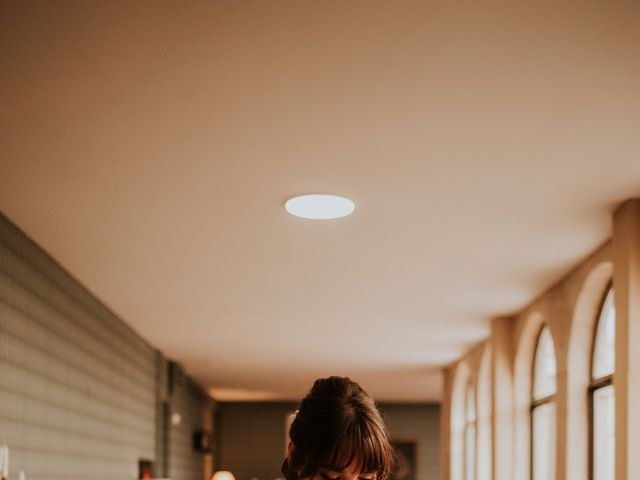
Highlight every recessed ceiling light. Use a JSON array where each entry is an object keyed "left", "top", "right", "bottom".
[{"left": 285, "top": 194, "right": 356, "bottom": 220}]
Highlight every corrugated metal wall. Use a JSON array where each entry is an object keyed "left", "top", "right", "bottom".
[
  {"left": 0, "top": 213, "right": 215, "bottom": 480},
  {"left": 167, "top": 368, "right": 215, "bottom": 480}
]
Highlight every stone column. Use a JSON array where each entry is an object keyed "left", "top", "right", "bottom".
[
  {"left": 491, "top": 317, "right": 514, "bottom": 480},
  {"left": 612, "top": 198, "right": 640, "bottom": 480},
  {"left": 441, "top": 366, "right": 454, "bottom": 480}
]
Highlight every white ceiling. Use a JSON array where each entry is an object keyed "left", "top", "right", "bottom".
[{"left": 2, "top": 0, "right": 640, "bottom": 402}]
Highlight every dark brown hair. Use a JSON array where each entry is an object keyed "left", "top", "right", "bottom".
[{"left": 282, "top": 377, "right": 394, "bottom": 480}]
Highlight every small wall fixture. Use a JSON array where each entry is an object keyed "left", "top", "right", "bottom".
[
  {"left": 285, "top": 194, "right": 355, "bottom": 219},
  {"left": 170, "top": 412, "right": 182, "bottom": 426}
]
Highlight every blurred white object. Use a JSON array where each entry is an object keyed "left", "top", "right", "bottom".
[
  {"left": 19, "top": 470, "right": 26, "bottom": 480},
  {"left": 170, "top": 412, "right": 182, "bottom": 426},
  {"left": 0, "top": 444, "right": 9, "bottom": 478},
  {"left": 212, "top": 471, "right": 236, "bottom": 480}
]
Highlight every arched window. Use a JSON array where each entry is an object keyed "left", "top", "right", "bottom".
[
  {"left": 590, "top": 287, "right": 615, "bottom": 480},
  {"left": 464, "top": 382, "right": 476, "bottom": 480},
  {"left": 531, "top": 326, "right": 557, "bottom": 480}
]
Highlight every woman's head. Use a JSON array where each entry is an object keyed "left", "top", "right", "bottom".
[{"left": 282, "top": 376, "right": 394, "bottom": 480}]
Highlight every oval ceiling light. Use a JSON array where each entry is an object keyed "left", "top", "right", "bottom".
[{"left": 285, "top": 194, "right": 355, "bottom": 220}]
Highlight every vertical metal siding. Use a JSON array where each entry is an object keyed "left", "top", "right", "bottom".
[
  {"left": 167, "top": 371, "right": 214, "bottom": 480},
  {"left": 0, "top": 214, "right": 157, "bottom": 480}
]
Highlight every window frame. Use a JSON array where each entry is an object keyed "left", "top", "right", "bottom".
[
  {"left": 463, "top": 381, "right": 477, "bottom": 480},
  {"left": 530, "top": 325, "right": 557, "bottom": 480},
  {"left": 588, "top": 283, "right": 615, "bottom": 480}
]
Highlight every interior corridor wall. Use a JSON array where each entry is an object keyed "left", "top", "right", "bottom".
[
  {"left": 166, "top": 363, "right": 216, "bottom": 480},
  {"left": 215, "top": 402, "right": 440, "bottom": 480},
  {"left": 215, "top": 402, "right": 298, "bottom": 480},
  {"left": 379, "top": 403, "right": 441, "bottom": 480},
  {"left": 0, "top": 212, "right": 214, "bottom": 480},
  {"left": 439, "top": 198, "right": 640, "bottom": 480},
  {"left": 443, "top": 241, "right": 614, "bottom": 480}
]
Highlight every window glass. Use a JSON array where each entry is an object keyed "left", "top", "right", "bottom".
[
  {"left": 532, "top": 402, "right": 556, "bottom": 480},
  {"left": 465, "top": 421, "right": 476, "bottom": 480},
  {"left": 593, "top": 289, "right": 615, "bottom": 379},
  {"left": 593, "top": 385, "right": 615, "bottom": 480},
  {"left": 591, "top": 287, "right": 615, "bottom": 480},
  {"left": 464, "top": 384, "right": 476, "bottom": 480},
  {"left": 533, "top": 327, "right": 557, "bottom": 400},
  {"left": 466, "top": 384, "right": 476, "bottom": 423}
]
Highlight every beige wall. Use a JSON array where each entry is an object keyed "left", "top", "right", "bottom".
[{"left": 441, "top": 198, "right": 640, "bottom": 480}]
